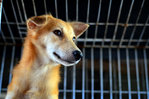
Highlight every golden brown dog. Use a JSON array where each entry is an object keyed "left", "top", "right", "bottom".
[{"left": 5, "top": 14, "right": 89, "bottom": 99}]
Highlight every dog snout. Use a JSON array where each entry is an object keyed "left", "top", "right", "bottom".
[{"left": 72, "top": 50, "right": 83, "bottom": 61}]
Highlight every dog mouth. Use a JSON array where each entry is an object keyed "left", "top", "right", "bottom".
[
  {"left": 53, "top": 52, "right": 74, "bottom": 64},
  {"left": 53, "top": 52, "right": 61, "bottom": 59}
]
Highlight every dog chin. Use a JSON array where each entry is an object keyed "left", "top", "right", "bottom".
[
  {"left": 62, "top": 60, "right": 80, "bottom": 66},
  {"left": 51, "top": 55, "right": 79, "bottom": 66},
  {"left": 55, "top": 58, "right": 80, "bottom": 66}
]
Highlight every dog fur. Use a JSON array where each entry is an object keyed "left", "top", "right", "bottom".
[{"left": 5, "top": 15, "right": 89, "bottom": 99}]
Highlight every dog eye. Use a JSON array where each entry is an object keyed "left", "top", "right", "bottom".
[
  {"left": 73, "top": 36, "right": 76, "bottom": 41},
  {"left": 53, "top": 30, "right": 63, "bottom": 37}
]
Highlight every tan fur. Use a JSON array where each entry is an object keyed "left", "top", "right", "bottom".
[{"left": 6, "top": 15, "right": 89, "bottom": 99}]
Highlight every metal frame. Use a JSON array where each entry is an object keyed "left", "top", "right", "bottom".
[{"left": 0, "top": 0, "right": 149, "bottom": 99}]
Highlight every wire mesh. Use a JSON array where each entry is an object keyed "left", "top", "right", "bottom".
[{"left": 0, "top": 0, "right": 149, "bottom": 99}]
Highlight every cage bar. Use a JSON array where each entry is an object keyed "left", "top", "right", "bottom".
[
  {"left": 109, "top": 48, "right": 113, "bottom": 99},
  {"left": 65, "top": 0, "right": 68, "bottom": 21},
  {"left": 72, "top": 65, "right": 76, "bottom": 99},
  {"left": 91, "top": 48, "right": 94, "bottom": 99},
  {"left": 76, "top": 0, "right": 78, "bottom": 21},
  {"left": 58, "top": 89, "right": 149, "bottom": 94},
  {"left": 1, "top": 30, "right": 6, "bottom": 43},
  {"left": 100, "top": 48, "right": 103, "bottom": 99},
  {"left": 143, "top": 49, "right": 149, "bottom": 98},
  {"left": 16, "top": 0, "right": 24, "bottom": 23},
  {"left": 84, "top": 0, "right": 90, "bottom": 46},
  {"left": 82, "top": 48, "right": 85, "bottom": 99},
  {"left": 128, "top": 0, "right": 145, "bottom": 46},
  {"left": 93, "top": 0, "right": 102, "bottom": 46},
  {"left": 8, "top": 46, "right": 15, "bottom": 83},
  {"left": 126, "top": 49, "right": 132, "bottom": 99},
  {"left": 119, "top": 0, "right": 135, "bottom": 47},
  {"left": 43, "top": 0, "right": 47, "bottom": 14},
  {"left": 111, "top": 0, "right": 124, "bottom": 46},
  {"left": 117, "top": 49, "right": 122, "bottom": 99},
  {"left": 54, "top": 0, "right": 58, "bottom": 18},
  {"left": 3, "top": 9, "right": 15, "bottom": 44},
  {"left": 102, "top": 0, "right": 112, "bottom": 45},
  {"left": 0, "top": 0, "right": 149, "bottom": 99},
  {"left": 32, "top": 0, "right": 37, "bottom": 16},
  {"left": 134, "top": 49, "right": 140, "bottom": 99},
  {"left": 0, "top": 46, "right": 6, "bottom": 93},
  {"left": 10, "top": 0, "right": 23, "bottom": 42},
  {"left": 137, "top": 16, "right": 149, "bottom": 46},
  {"left": 2, "top": 21, "right": 149, "bottom": 26},
  {"left": 21, "top": 0, "right": 27, "bottom": 21},
  {"left": 63, "top": 66, "right": 67, "bottom": 99}
]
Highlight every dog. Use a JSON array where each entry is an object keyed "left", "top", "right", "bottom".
[{"left": 5, "top": 14, "right": 89, "bottom": 99}]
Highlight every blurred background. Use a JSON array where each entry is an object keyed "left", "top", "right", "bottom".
[{"left": 0, "top": 0, "right": 149, "bottom": 99}]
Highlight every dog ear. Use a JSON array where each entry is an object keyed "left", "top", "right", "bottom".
[
  {"left": 27, "top": 15, "right": 49, "bottom": 30},
  {"left": 70, "top": 22, "right": 89, "bottom": 38}
]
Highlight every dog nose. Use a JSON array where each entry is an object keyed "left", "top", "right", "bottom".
[{"left": 73, "top": 50, "right": 83, "bottom": 61}]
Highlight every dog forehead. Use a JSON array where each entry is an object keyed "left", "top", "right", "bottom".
[{"left": 63, "top": 23, "right": 74, "bottom": 37}]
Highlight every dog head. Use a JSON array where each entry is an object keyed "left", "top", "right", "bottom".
[{"left": 27, "top": 15, "right": 89, "bottom": 66}]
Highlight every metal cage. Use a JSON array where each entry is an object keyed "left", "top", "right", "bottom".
[{"left": 0, "top": 0, "right": 149, "bottom": 99}]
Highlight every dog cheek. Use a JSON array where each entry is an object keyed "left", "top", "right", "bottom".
[{"left": 45, "top": 47, "right": 52, "bottom": 60}]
